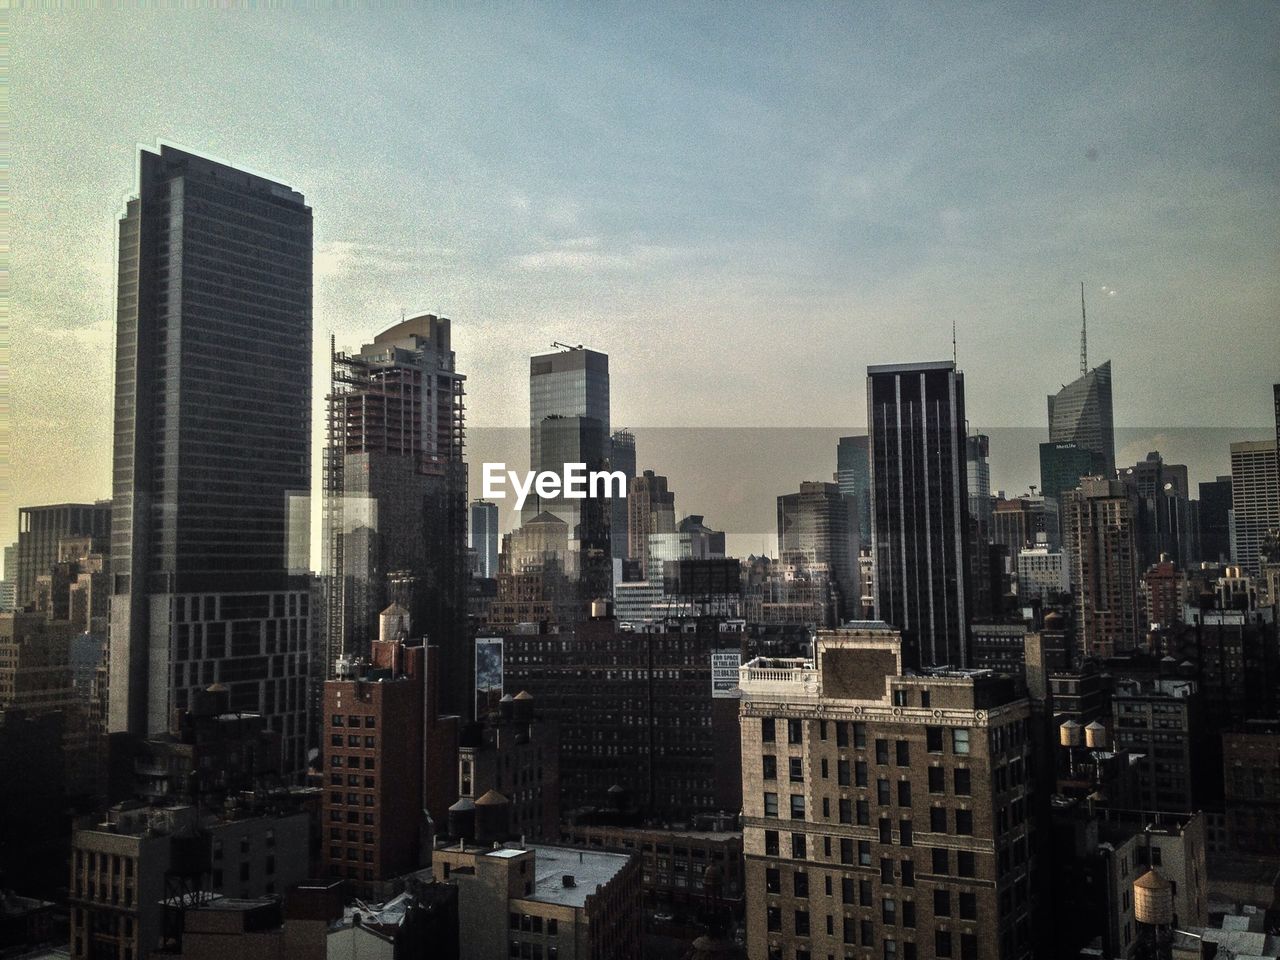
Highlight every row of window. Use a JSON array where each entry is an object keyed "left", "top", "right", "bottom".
[
  {"left": 763, "top": 718, "right": 972, "bottom": 757},
  {"left": 761, "top": 830, "right": 979, "bottom": 878}
]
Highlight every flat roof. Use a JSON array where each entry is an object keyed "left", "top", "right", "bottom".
[
  {"left": 866, "top": 360, "right": 956, "bottom": 375},
  {"left": 515, "top": 844, "right": 632, "bottom": 910}
]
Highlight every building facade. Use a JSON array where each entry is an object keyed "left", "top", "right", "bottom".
[
  {"left": 107, "top": 147, "right": 313, "bottom": 773},
  {"left": 15, "top": 502, "right": 111, "bottom": 609},
  {"left": 739, "top": 625, "right": 1037, "bottom": 960},
  {"left": 1230, "top": 440, "right": 1279, "bottom": 575},
  {"left": 471, "top": 500, "right": 500, "bottom": 580},
  {"left": 1047, "top": 361, "right": 1115, "bottom": 480},
  {"left": 867, "top": 362, "right": 972, "bottom": 667},
  {"left": 1062, "top": 478, "right": 1141, "bottom": 658}
]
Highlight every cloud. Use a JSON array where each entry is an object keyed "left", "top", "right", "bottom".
[
  {"left": 511, "top": 240, "right": 695, "bottom": 273},
  {"left": 315, "top": 241, "right": 455, "bottom": 280}
]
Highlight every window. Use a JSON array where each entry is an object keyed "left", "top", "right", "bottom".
[
  {"left": 961, "top": 934, "right": 978, "bottom": 960},
  {"left": 883, "top": 898, "right": 897, "bottom": 925},
  {"left": 885, "top": 939, "right": 898, "bottom": 960},
  {"left": 957, "top": 851, "right": 976, "bottom": 877},
  {"left": 898, "top": 781, "right": 912, "bottom": 806},
  {"left": 928, "top": 767, "right": 945, "bottom": 793},
  {"left": 881, "top": 858, "right": 894, "bottom": 884},
  {"left": 857, "top": 800, "right": 870, "bottom": 825},
  {"left": 932, "top": 848, "right": 950, "bottom": 874},
  {"left": 762, "top": 718, "right": 776, "bottom": 743},
  {"left": 936, "top": 931, "right": 953, "bottom": 958},
  {"left": 842, "top": 877, "right": 855, "bottom": 903},
  {"left": 766, "top": 868, "right": 780, "bottom": 894},
  {"left": 896, "top": 741, "right": 910, "bottom": 766},
  {"left": 840, "top": 838, "right": 854, "bottom": 864},
  {"left": 861, "top": 919, "right": 874, "bottom": 947},
  {"left": 960, "top": 892, "right": 977, "bottom": 920},
  {"left": 859, "top": 840, "right": 871, "bottom": 866},
  {"left": 955, "top": 810, "right": 973, "bottom": 836},
  {"left": 794, "top": 909, "right": 810, "bottom": 936},
  {"left": 856, "top": 761, "right": 868, "bottom": 787},
  {"left": 931, "top": 808, "right": 947, "bottom": 832},
  {"left": 900, "top": 820, "right": 913, "bottom": 847},
  {"left": 927, "top": 727, "right": 943, "bottom": 752},
  {"left": 854, "top": 723, "right": 867, "bottom": 748},
  {"left": 331, "top": 715, "right": 344, "bottom": 727},
  {"left": 820, "top": 720, "right": 828, "bottom": 741},
  {"left": 792, "top": 833, "right": 807, "bottom": 858},
  {"left": 903, "top": 899, "right": 916, "bottom": 926},
  {"left": 921, "top": 690, "right": 931, "bottom": 707},
  {"left": 788, "top": 719, "right": 803, "bottom": 744},
  {"left": 765, "top": 830, "right": 780, "bottom": 856},
  {"left": 934, "top": 889, "right": 951, "bottom": 917},
  {"left": 790, "top": 795, "right": 806, "bottom": 819},
  {"left": 821, "top": 758, "right": 829, "bottom": 779},
  {"left": 952, "top": 728, "right": 970, "bottom": 755},
  {"left": 901, "top": 859, "right": 915, "bottom": 886},
  {"left": 838, "top": 760, "right": 851, "bottom": 786},
  {"left": 794, "top": 871, "right": 809, "bottom": 898},
  {"left": 954, "top": 769, "right": 971, "bottom": 796},
  {"left": 878, "top": 780, "right": 891, "bottom": 805},
  {"left": 880, "top": 819, "right": 893, "bottom": 844},
  {"left": 840, "top": 799, "right": 853, "bottom": 824},
  {"left": 837, "top": 722, "right": 849, "bottom": 747},
  {"left": 767, "top": 906, "right": 782, "bottom": 932},
  {"left": 764, "top": 793, "right": 779, "bottom": 817},
  {"left": 894, "top": 689, "right": 909, "bottom": 706},
  {"left": 876, "top": 739, "right": 890, "bottom": 764},
  {"left": 763, "top": 756, "right": 777, "bottom": 780}
]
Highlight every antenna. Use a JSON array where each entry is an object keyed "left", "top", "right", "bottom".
[
  {"left": 1079, "top": 281, "right": 1088, "bottom": 376},
  {"left": 551, "top": 341, "right": 584, "bottom": 351},
  {"left": 952, "top": 317, "right": 957, "bottom": 365}
]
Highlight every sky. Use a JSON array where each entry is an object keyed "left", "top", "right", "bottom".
[{"left": 4, "top": 5, "right": 1279, "bottom": 559}]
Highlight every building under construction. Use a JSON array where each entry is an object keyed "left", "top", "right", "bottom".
[{"left": 323, "top": 314, "right": 472, "bottom": 717}]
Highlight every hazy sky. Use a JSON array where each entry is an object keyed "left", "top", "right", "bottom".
[{"left": 5, "top": 5, "right": 1278, "bottom": 557}]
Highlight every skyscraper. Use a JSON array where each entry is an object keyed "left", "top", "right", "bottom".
[
  {"left": 108, "top": 147, "right": 313, "bottom": 771},
  {"left": 1061, "top": 477, "right": 1140, "bottom": 658},
  {"left": 1197, "top": 476, "right": 1234, "bottom": 564},
  {"left": 777, "top": 481, "right": 856, "bottom": 620},
  {"left": 16, "top": 502, "right": 111, "bottom": 608},
  {"left": 836, "top": 434, "right": 872, "bottom": 543},
  {"left": 609, "top": 428, "right": 637, "bottom": 561},
  {"left": 1047, "top": 360, "right": 1116, "bottom": 479},
  {"left": 1230, "top": 440, "right": 1280, "bottom": 575},
  {"left": 325, "top": 314, "right": 469, "bottom": 714},
  {"left": 528, "top": 346, "right": 609, "bottom": 477},
  {"left": 470, "top": 500, "right": 499, "bottom": 579},
  {"left": 627, "top": 470, "right": 676, "bottom": 569},
  {"left": 867, "top": 361, "right": 971, "bottom": 667}
]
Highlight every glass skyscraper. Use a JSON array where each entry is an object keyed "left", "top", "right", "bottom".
[
  {"left": 529, "top": 347, "right": 610, "bottom": 474},
  {"left": 1047, "top": 360, "right": 1116, "bottom": 479},
  {"left": 867, "top": 361, "right": 971, "bottom": 667},
  {"left": 108, "top": 147, "right": 313, "bottom": 771}
]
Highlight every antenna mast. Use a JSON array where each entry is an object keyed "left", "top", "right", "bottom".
[
  {"left": 1079, "top": 281, "right": 1088, "bottom": 375},
  {"left": 952, "top": 317, "right": 957, "bottom": 365}
]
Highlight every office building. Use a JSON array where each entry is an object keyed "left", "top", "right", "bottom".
[
  {"left": 435, "top": 842, "right": 642, "bottom": 960},
  {"left": 867, "top": 361, "right": 971, "bottom": 666},
  {"left": 1222, "top": 720, "right": 1280, "bottom": 859},
  {"left": 966, "top": 434, "right": 992, "bottom": 537},
  {"left": 1230, "top": 440, "right": 1279, "bottom": 575},
  {"left": 778, "top": 481, "right": 857, "bottom": 621},
  {"left": 610, "top": 428, "right": 637, "bottom": 561},
  {"left": 0, "top": 542, "right": 15, "bottom": 612},
  {"left": 628, "top": 470, "right": 677, "bottom": 569},
  {"left": 501, "top": 617, "right": 745, "bottom": 820},
  {"left": 837, "top": 435, "right": 873, "bottom": 555},
  {"left": 739, "top": 625, "right": 1037, "bottom": 960},
  {"left": 15, "top": 502, "right": 110, "bottom": 608},
  {"left": 1047, "top": 360, "right": 1115, "bottom": 479},
  {"left": 107, "top": 147, "right": 312, "bottom": 774},
  {"left": 529, "top": 345, "right": 609, "bottom": 479},
  {"left": 1197, "top": 476, "right": 1234, "bottom": 564},
  {"left": 325, "top": 313, "right": 470, "bottom": 714},
  {"left": 1039, "top": 442, "right": 1107, "bottom": 507},
  {"left": 471, "top": 500, "right": 499, "bottom": 580},
  {"left": 1015, "top": 543, "right": 1069, "bottom": 603},
  {"left": 1111, "top": 677, "right": 1204, "bottom": 814},
  {"left": 991, "top": 496, "right": 1059, "bottom": 558},
  {"left": 1062, "top": 478, "right": 1141, "bottom": 657}
]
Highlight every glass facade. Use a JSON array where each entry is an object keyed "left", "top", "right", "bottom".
[{"left": 1046, "top": 361, "right": 1115, "bottom": 478}]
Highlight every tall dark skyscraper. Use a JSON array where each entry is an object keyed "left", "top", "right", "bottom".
[
  {"left": 867, "top": 361, "right": 971, "bottom": 666},
  {"left": 108, "top": 147, "right": 313, "bottom": 770},
  {"left": 1197, "top": 475, "right": 1233, "bottom": 564},
  {"left": 609, "top": 428, "right": 636, "bottom": 561},
  {"left": 470, "top": 500, "right": 499, "bottom": 579},
  {"left": 1047, "top": 360, "right": 1116, "bottom": 479},
  {"left": 836, "top": 435, "right": 871, "bottom": 552}
]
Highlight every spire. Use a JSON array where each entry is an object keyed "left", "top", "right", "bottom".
[
  {"left": 952, "top": 316, "right": 957, "bottom": 365},
  {"left": 1080, "top": 281, "right": 1088, "bottom": 376}
]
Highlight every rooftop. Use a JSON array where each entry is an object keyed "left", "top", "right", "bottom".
[{"left": 511, "top": 844, "right": 633, "bottom": 910}]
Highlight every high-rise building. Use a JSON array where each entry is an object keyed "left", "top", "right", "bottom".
[
  {"left": 837, "top": 435, "right": 872, "bottom": 552},
  {"left": 470, "top": 500, "right": 499, "bottom": 579},
  {"left": 1230, "top": 440, "right": 1280, "bottom": 575},
  {"left": 528, "top": 345, "right": 609, "bottom": 479},
  {"left": 1119, "top": 451, "right": 1195, "bottom": 569},
  {"left": 108, "top": 147, "right": 312, "bottom": 772},
  {"left": 324, "top": 314, "right": 470, "bottom": 714},
  {"left": 628, "top": 470, "right": 676, "bottom": 569},
  {"left": 1062, "top": 478, "right": 1141, "bottom": 658},
  {"left": 738, "top": 625, "right": 1037, "bottom": 960},
  {"left": 777, "top": 481, "right": 856, "bottom": 620},
  {"left": 965, "top": 434, "right": 992, "bottom": 536},
  {"left": 1047, "top": 360, "right": 1115, "bottom": 479},
  {"left": 0, "top": 542, "right": 16, "bottom": 612},
  {"left": 15, "top": 502, "right": 110, "bottom": 608},
  {"left": 609, "top": 428, "right": 637, "bottom": 561},
  {"left": 867, "top": 361, "right": 971, "bottom": 666},
  {"left": 1197, "top": 476, "right": 1233, "bottom": 564}
]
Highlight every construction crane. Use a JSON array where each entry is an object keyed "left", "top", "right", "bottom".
[{"left": 551, "top": 341, "right": 584, "bottom": 351}]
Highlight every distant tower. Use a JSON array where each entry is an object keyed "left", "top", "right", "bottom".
[
  {"left": 470, "top": 500, "right": 499, "bottom": 579},
  {"left": 609, "top": 429, "right": 637, "bottom": 561}
]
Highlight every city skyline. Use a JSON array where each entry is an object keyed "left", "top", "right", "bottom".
[{"left": 7, "top": 6, "right": 1279, "bottom": 554}]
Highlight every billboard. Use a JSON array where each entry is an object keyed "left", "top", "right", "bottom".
[
  {"left": 475, "top": 637, "right": 504, "bottom": 718},
  {"left": 711, "top": 649, "right": 741, "bottom": 698}
]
